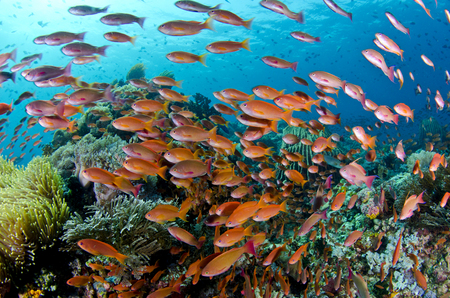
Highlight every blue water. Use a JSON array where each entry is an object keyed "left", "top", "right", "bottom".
[{"left": 0, "top": 0, "right": 449, "bottom": 165}]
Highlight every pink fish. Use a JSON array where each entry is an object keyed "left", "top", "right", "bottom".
[
  {"left": 395, "top": 140, "right": 406, "bottom": 162},
  {"left": 323, "top": 0, "right": 352, "bottom": 21},
  {"left": 261, "top": 56, "right": 298, "bottom": 71},
  {"left": 374, "top": 105, "right": 399, "bottom": 125},
  {"left": 385, "top": 12, "right": 410, "bottom": 36},
  {"left": 62, "top": 42, "right": 109, "bottom": 57},
  {"left": 44, "top": 31, "right": 86, "bottom": 46},
  {"left": 100, "top": 13, "right": 146, "bottom": 29},
  {"left": 362, "top": 49, "right": 395, "bottom": 82},
  {"left": 344, "top": 229, "right": 365, "bottom": 246},
  {"left": 399, "top": 192, "right": 425, "bottom": 220},
  {"left": 24, "top": 61, "right": 72, "bottom": 82},
  {"left": 298, "top": 210, "right": 328, "bottom": 236},
  {"left": 339, "top": 160, "right": 377, "bottom": 189}
]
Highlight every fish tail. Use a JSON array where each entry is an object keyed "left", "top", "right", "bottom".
[
  {"left": 425, "top": 8, "right": 432, "bottom": 19},
  {"left": 175, "top": 80, "right": 183, "bottom": 88},
  {"left": 157, "top": 166, "right": 168, "bottom": 180},
  {"left": 100, "top": 5, "right": 110, "bottom": 13},
  {"left": 387, "top": 66, "right": 395, "bottom": 82},
  {"left": 280, "top": 200, "right": 288, "bottom": 213},
  {"left": 315, "top": 36, "right": 321, "bottom": 42},
  {"left": 296, "top": 11, "right": 304, "bottom": 23},
  {"left": 182, "top": 95, "right": 190, "bottom": 102},
  {"left": 335, "top": 88, "right": 339, "bottom": 97},
  {"left": 347, "top": 12, "right": 353, "bottom": 22},
  {"left": 55, "top": 101, "right": 65, "bottom": 118},
  {"left": 241, "top": 38, "right": 251, "bottom": 52},
  {"left": 411, "top": 110, "right": 414, "bottom": 122},
  {"left": 9, "top": 48, "right": 17, "bottom": 62},
  {"left": 393, "top": 114, "right": 399, "bottom": 125},
  {"left": 131, "top": 183, "right": 143, "bottom": 197},
  {"left": 115, "top": 253, "right": 129, "bottom": 265},
  {"left": 204, "top": 17, "right": 215, "bottom": 31},
  {"left": 281, "top": 109, "right": 294, "bottom": 126},
  {"left": 269, "top": 120, "right": 278, "bottom": 133},
  {"left": 67, "top": 120, "right": 77, "bottom": 133},
  {"left": 291, "top": 61, "right": 298, "bottom": 72},
  {"left": 172, "top": 282, "right": 181, "bottom": 294},
  {"left": 77, "top": 31, "right": 87, "bottom": 42},
  {"left": 63, "top": 61, "right": 73, "bottom": 78},
  {"left": 196, "top": 236, "right": 206, "bottom": 249},
  {"left": 129, "top": 36, "right": 138, "bottom": 46},
  {"left": 94, "top": 55, "right": 101, "bottom": 64},
  {"left": 162, "top": 101, "right": 170, "bottom": 114},
  {"left": 248, "top": 94, "right": 255, "bottom": 100},
  {"left": 320, "top": 209, "right": 328, "bottom": 220},
  {"left": 368, "top": 136, "right": 377, "bottom": 149},
  {"left": 97, "top": 45, "right": 109, "bottom": 57},
  {"left": 231, "top": 143, "right": 237, "bottom": 155},
  {"left": 10, "top": 72, "right": 16, "bottom": 83},
  {"left": 167, "top": 140, "right": 173, "bottom": 150},
  {"left": 243, "top": 17, "right": 254, "bottom": 30},
  {"left": 243, "top": 225, "right": 253, "bottom": 236},
  {"left": 198, "top": 53, "right": 208, "bottom": 67},
  {"left": 178, "top": 206, "right": 189, "bottom": 222},
  {"left": 406, "top": 28, "right": 410, "bottom": 37},
  {"left": 243, "top": 240, "right": 257, "bottom": 257},
  {"left": 137, "top": 17, "right": 146, "bottom": 29},
  {"left": 208, "top": 126, "right": 217, "bottom": 142},
  {"left": 211, "top": 4, "right": 221, "bottom": 9},
  {"left": 365, "top": 175, "right": 377, "bottom": 189}
]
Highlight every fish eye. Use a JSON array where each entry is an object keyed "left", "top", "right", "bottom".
[
  {"left": 243, "top": 103, "right": 247, "bottom": 107},
  {"left": 228, "top": 221, "right": 232, "bottom": 224},
  {"left": 167, "top": 153, "right": 171, "bottom": 155},
  {"left": 218, "top": 240, "right": 221, "bottom": 243}
]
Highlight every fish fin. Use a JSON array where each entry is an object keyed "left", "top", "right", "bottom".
[
  {"left": 243, "top": 17, "right": 254, "bottom": 30},
  {"left": 393, "top": 114, "right": 399, "bottom": 125},
  {"left": 9, "top": 48, "right": 17, "bottom": 62},
  {"left": 132, "top": 184, "right": 143, "bottom": 197},
  {"left": 198, "top": 53, "right": 208, "bottom": 67},
  {"left": 137, "top": 17, "right": 146, "bottom": 29},
  {"left": 129, "top": 36, "right": 138, "bottom": 46},
  {"left": 296, "top": 11, "right": 304, "bottom": 24},
  {"left": 315, "top": 36, "right": 321, "bottom": 42},
  {"left": 97, "top": 45, "right": 109, "bottom": 57},
  {"left": 115, "top": 253, "right": 129, "bottom": 265},
  {"left": 64, "top": 61, "right": 72, "bottom": 77},
  {"left": 281, "top": 109, "right": 294, "bottom": 126},
  {"left": 280, "top": 200, "right": 288, "bottom": 213},
  {"left": 10, "top": 72, "right": 16, "bottom": 83},
  {"left": 364, "top": 175, "right": 377, "bottom": 189},
  {"left": 243, "top": 240, "right": 257, "bottom": 256},
  {"left": 175, "top": 80, "right": 183, "bottom": 88},
  {"left": 204, "top": 17, "right": 215, "bottom": 31},
  {"left": 100, "top": 5, "right": 110, "bottom": 13},
  {"left": 157, "top": 166, "right": 168, "bottom": 180},
  {"left": 55, "top": 101, "right": 65, "bottom": 118},
  {"left": 265, "top": 147, "right": 274, "bottom": 156},
  {"left": 67, "top": 120, "right": 77, "bottom": 133},
  {"left": 368, "top": 136, "right": 377, "bottom": 149},
  {"left": 348, "top": 12, "right": 353, "bottom": 22},
  {"left": 182, "top": 95, "right": 190, "bottom": 102},
  {"left": 196, "top": 236, "right": 206, "bottom": 249},
  {"left": 269, "top": 120, "right": 278, "bottom": 133},
  {"left": 241, "top": 38, "right": 251, "bottom": 52},
  {"left": 178, "top": 207, "right": 189, "bottom": 222},
  {"left": 243, "top": 225, "right": 253, "bottom": 236},
  {"left": 208, "top": 126, "right": 217, "bottom": 142},
  {"left": 162, "top": 101, "right": 170, "bottom": 114},
  {"left": 291, "top": 61, "right": 298, "bottom": 72},
  {"left": 77, "top": 32, "right": 87, "bottom": 42},
  {"left": 388, "top": 66, "right": 395, "bottom": 82},
  {"left": 94, "top": 55, "right": 101, "bottom": 64}
]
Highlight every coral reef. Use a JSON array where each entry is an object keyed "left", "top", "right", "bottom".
[
  {"left": 62, "top": 196, "right": 172, "bottom": 268},
  {"left": 126, "top": 63, "right": 146, "bottom": 81},
  {"left": 0, "top": 156, "right": 70, "bottom": 283},
  {"left": 185, "top": 93, "right": 221, "bottom": 120}
]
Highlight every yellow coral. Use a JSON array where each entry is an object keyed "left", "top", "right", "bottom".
[
  {"left": 366, "top": 213, "right": 379, "bottom": 220},
  {"left": 0, "top": 156, "right": 70, "bottom": 283}
]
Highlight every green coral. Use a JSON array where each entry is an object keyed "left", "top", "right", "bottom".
[
  {"left": 62, "top": 196, "right": 171, "bottom": 269},
  {"left": 0, "top": 156, "right": 70, "bottom": 283},
  {"left": 126, "top": 63, "right": 146, "bottom": 81}
]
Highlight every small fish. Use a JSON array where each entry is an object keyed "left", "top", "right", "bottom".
[
  {"left": 340, "top": 160, "right": 377, "bottom": 189},
  {"left": 260, "top": 0, "right": 304, "bottom": 23},
  {"left": 104, "top": 32, "right": 137, "bottom": 45},
  {"left": 206, "top": 39, "right": 251, "bottom": 54},
  {"left": 62, "top": 42, "right": 109, "bottom": 57},
  {"left": 262, "top": 56, "right": 298, "bottom": 71},
  {"left": 201, "top": 241, "right": 256, "bottom": 277},
  {"left": 44, "top": 31, "right": 86, "bottom": 46},
  {"left": 421, "top": 54, "right": 435, "bottom": 70},
  {"left": 68, "top": 5, "right": 109, "bottom": 16},
  {"left": 392, "top": 228, "right": 404, "bottom": 266},
  {"left": 374, "top": 105, "right": 399, "bottom": 125},
  {"left": 166, "top": 51, "right": 208, "bottom": 66},
  {"left": 298, "top": 210, "right": 328, "bottom": 236},
  {"left": 399, "top": 192, "right": 425, "bottom": 220},
  {"left": 395, "top": 140, "right": 406, "bottom": 162},
  {"left": 348, "top": 267, "right": 370, "bottom": 298},
  {"left": 0, "top": 48, "right": 17, "bottom": 66},
  {"left": 208, "top": 9, "right": 254, "bottom": 29},
  {"left": 414, "top": 0, "right": 432, "bottom": 18},
  {"left": 323, "top": 0, "right": 352, "bottom": 21},
  {"left": 78, "top": 239, "right": 128, "bottom": 265},
  {"left": 158, "top": 18, "right": 214, "bottom": 36},
  {"left": 385, "top": 12, "right": 409, "bottom": 36},
  {"left": 291, "top": 31, "right": 321, "bottom": 43},
  {"left": 100, "top": 13, "right": 146, "bottom": 29},
  {"left": 168, "top": 226, "right": 205, "bottom": 249},
  {"left": 67, "top": 275, "right": 92, "bottom": 287},
  {"left": 362, "top": 49, "right": 394, "bottom": 82},
  {"left": 175, "top": 1, "right": 221, "bottom": 13}
]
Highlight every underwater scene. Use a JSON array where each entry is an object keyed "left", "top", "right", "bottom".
[{"left": 0, "top": 0, "right": 450, "bottom": 297}]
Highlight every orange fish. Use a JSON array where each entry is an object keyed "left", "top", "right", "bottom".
[
  {"left": 394, "top": 103, "right": 414, "bottom": 122},
  {"left": 158, "top": 18, "right": 214, "bottom": 36},
  {"left": 214, "top": 225, "right": 253, "bottom": 247},
  {"left": 240, "top": 100, "right": 293, "bottom": 124},
  {"left": 170, "top": 125, "right": 217, "bottom": 142},
  {"left": 288, "top": 243, "right": 309, "bottom": 264},
  {"left": 166, "top": 51, "right": 208, "bottom": 66},
  {"left": 206, "top": 39, "right": 251, "bottom": 54},
  {"left": 168, "top": 226, "right": 206, "bottom": 249},
  {"left": 202, "top": 241, "right": 256, "bottom": 277},
  {"left": 104, "top": 32, "right": 137, "bottom": 45},
  {"left": 392, "top": 228, "right": 404, "bottom": 266},
  {"left": 262, "top": 242, "right": 287, "bottom": 266},
  {"left": 145, "top": 204, "right": 189, "bottom": 223},
  {"left": 67, "top": 275, "right": 92, "bottom": 287},
  {"left": 331, "top": 191, "right": 346, "bottom": 211},
  {"left": 252, "top": 201, "right": 287, "bottom": 221},
  {"left": 261, "top": 56, "right": 298, "bottom": 71},
  {"left": 77, "top": 239, "right": 128, "bottom": 265},
  {"left": 123, "top": 158, "right": 167, "bottom": 179},
  {"left": 208, "top": 9, "right": 253, "bottom": 29},
  {"left": 421, "top": 54, "right": 434, "bottom": 70},
  {"left": 399, "top": 192, "right": 425, "bottom": 220}
]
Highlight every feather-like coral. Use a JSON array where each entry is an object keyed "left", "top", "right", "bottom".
[{"left": 0, "top": 156, "right": 70, "bottom": 283}]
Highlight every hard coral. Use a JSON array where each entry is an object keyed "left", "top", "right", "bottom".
[
  {"left": 185, "top": 93, "right": 220, "bottom": 120},
  {"left": 126, "top": 63, "right": 146, "bottom": 81},
  {"left": 0, "top": 156, "right": 70, "bottom": 283}
]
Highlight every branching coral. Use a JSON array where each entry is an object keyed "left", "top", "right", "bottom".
[
  {"left": 62, "top": 196, "right": 172, "bottom": 269},
  {"left": 126, "top": 63, "right": 146, "bottom": 81},
  {"left": 0, "top": 156, "right": 70, "bottom": 283},
  {"left": 185, "top": 93, "right": 220, "bottom": 120}
]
